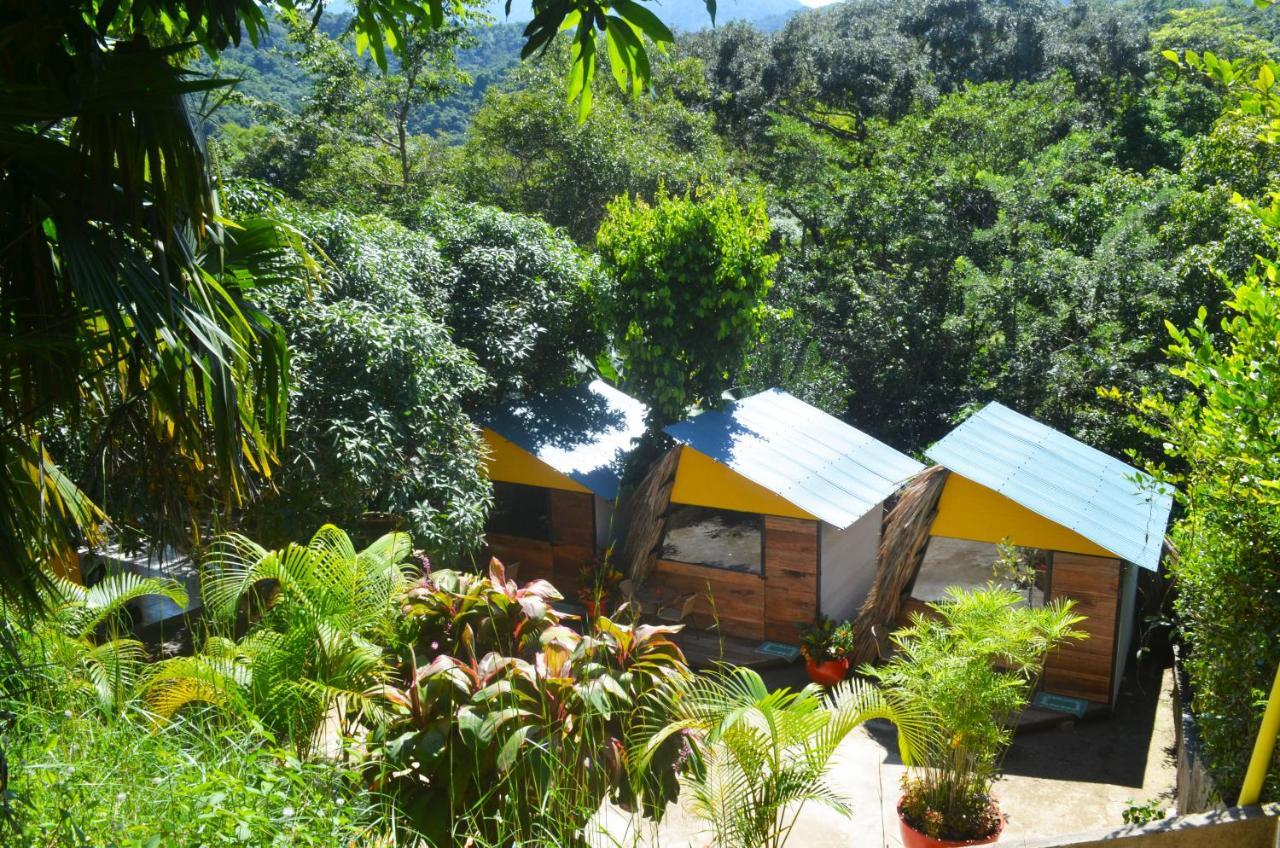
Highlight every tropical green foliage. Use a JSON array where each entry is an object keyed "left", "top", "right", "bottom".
[
  {"left": 1109, "top": 40, "right": 1280, "bottom": 803},
  {"left": 863, "top": 587, "right": 1083, "bottom": 841},
  {"left": 2, "top": 0, "right": 512, "bottom": 627},
  {"left": 598, "top": 187, "right": 778, "bottom": 424},
  {"left": 416, "top": 197, "right": 608, "bottom": 398},
  {"left": 2, "top": 705, "right": 388, "bottom": 847},
  {"left": 371, "top": 559, "right": 691, "bottom": 844},
  {"left": 208, "top": 0, "right": 1280, "bottom": 463},
  {"left": 218, "top": 12, "right": 476, "bottom": 221},
  {"left": 224, "top": 203, "right": 488, "bottom": 556},
  {"left": 1140, "top": 222, "right": 1280, "bottom": 803},
  {"left": 3, "top": 0, "right": 686, "bottom": 618},
  {"left": 1, "top": 574, "right": 187, "bottom": 715},
  {"left": 641, "top": 667, "right": 929, "bottom": 848},
  {"left": 17, "top": 0, "right": 1280, "bottom": 838},
  {"left": 457, "top": 49, "right": 730, "bottom": 242},
  {"left": 229, "top": 194, "right": 605, "bottom": 552},
  {"left": 146, "top": 526, "right": 415, "bottom": 750}
]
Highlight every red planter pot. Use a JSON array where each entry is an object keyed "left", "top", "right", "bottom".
[
  {"left": 804, "top": 656, "right": 850, "bottom": 686},
  {"left": 584, "top": 599, "right": 606, "bottom": 621},
  {"left": 897, "top": 800, "right": 1003, "bottom": 848}
]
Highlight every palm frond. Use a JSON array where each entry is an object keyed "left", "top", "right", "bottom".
[
  {"left": 76, "top": 573, "right": 189, "bottom": 639},
  {"left": 640, "top": 666, "right": 923, "bottom": 848}
]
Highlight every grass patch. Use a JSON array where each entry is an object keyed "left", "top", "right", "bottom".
[{"left": 2, "top": 701, "right": 390, "bottom": 847}]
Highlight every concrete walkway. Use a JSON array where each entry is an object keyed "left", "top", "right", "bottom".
[{"left": 594, "top": 662, "right": 1176, "bottom": 847}]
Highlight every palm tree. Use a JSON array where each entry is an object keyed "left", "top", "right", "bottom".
[
  {"left": 145, "top": 525, "right": 414, "bottom": 751},
  {"left": 0, "top": 0, "right": 328, "bottom": 616},
  {"left": 640, "top": 666, "right": 932, "bottom": 848},
  {"left": 2, "top": 574, "right": 188, "bottom": 713}
]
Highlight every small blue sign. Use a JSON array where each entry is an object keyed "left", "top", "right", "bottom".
[
  {"left": 757, "top": 641, "right": 803, "bottom": 661},
  {"left": 1033, "top": 691, "right": 1089, "bottom": 718}
]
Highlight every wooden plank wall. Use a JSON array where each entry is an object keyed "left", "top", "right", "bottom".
[
  {"left": 763, "top": 517, "right": 819, "bottom": 643},
  {"left": 650, "top": 559, "right": 765, "bottom": 640},
  {"left": 648, "top": 516, "right": 820, "bottom": 644},
  {"left": 486, "top": 533, "right": 553, "bottom": 583},
  {"left": 550, "top": 489, "right": 594, "bottom": 594},
  {"left": 485, "top": 489, "right": 595, "bottom": 598},
  {"left": 1042, "top": 552, "right": 1122, "bottom": 704}
]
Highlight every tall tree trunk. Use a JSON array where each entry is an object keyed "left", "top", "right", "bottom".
[{"left": 397, "top": 106, "right": 411, "bottom": 186}]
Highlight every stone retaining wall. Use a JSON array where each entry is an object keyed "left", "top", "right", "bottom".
[{"left": 1171, "top": 645, "right": 1223, "bottom": 814}]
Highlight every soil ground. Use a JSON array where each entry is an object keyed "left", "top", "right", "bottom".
[{"left": 594, "top": 658, "right": 1177, "bottom": 847}]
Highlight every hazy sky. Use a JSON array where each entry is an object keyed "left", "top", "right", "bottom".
[{"left": 798, "top": 0, "right": 841, "bottom": 6}]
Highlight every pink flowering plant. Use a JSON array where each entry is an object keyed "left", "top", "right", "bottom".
[{"left": 370, "top": 559, "right": 692, "bottom": 845}]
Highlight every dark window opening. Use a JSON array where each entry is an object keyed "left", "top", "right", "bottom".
[
  {"left": 487, "top": 481, "right": 552, "bottom": 541},
  {"left": 661, "top": 504, "right": 762, "bottom": 573}
]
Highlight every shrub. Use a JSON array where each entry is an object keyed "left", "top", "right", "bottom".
[
  {"left": 0, "top": 573, "right": 187, "bottom": 715},
  {"left": 369, "top": 560, "right": 691, "bottom": 845},
  {"left": 1120, "top": 277, "right": 1280, "bottom": 798},
  {"left": 1113, "top": 51, "right": 1280, "bottom": 801},
  {"left": 145, "top": 526, "right": 416, "bottom": 751},
  {"left": 1, "top": 704, "right": 388, "bottom": 847},
  {"left": 863, "top": 586, "right": 1083, "bottom": 842}
]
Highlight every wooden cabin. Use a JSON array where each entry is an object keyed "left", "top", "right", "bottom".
[
  {"left": 479, "top": 380, "right": 647, "bottom": 596},
  {"left": 627, "top": 389, "right": 923, "bottom": 645},
  {"left": 906, "top": 402, "right": 1173, "bottom": 708}
]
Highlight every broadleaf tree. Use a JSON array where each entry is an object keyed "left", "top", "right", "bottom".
[{"left": 597, "top": 187, "right": 778, "bottom": 425}]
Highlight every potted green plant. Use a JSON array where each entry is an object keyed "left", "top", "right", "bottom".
[
  {"left": 863, "top": 586, "right": 1084, "bottom": 847},
  {"left": 799, "top": 617, "right": 856, "bottom": 686}
]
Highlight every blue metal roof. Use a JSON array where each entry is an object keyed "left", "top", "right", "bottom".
[
  {"left": 663, "top": 389, "right": 924, "bottom": 529},
  {"left": 925, "top": 402, "right": 1173, "bottom": 571},
  {"left": 481, "top": 380, "right": 647, "bottom": 500}
]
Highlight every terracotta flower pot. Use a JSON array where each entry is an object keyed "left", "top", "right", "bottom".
[
  {"left": 584, "top": 599, "right": 606, "bottom": 620},
  {"left": 804, "top": 656, "right": 849, "bottom": 686},
  {"left": 897, "top": 800, "right": 1003, "bottom": 848}
]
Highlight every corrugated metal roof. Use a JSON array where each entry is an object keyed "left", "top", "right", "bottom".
[
  {"left": 663, "top": 389, "right": 924, "bottom": 529},
  {"left": 925, "top": 402, "right": 1173, "bottom": 571},
  {"left": 481, "top": 380, "right": 647, "bottom": 500}
]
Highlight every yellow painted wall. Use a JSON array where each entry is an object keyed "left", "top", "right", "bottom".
[
  {"left": 931, "top": 473, "right": 1116, "bottom": 558},
  {"left": 480, "top": 428, "right": 591, "bottom": 493},
  {"left": 670, "top": 446, "right": 817, "bottom": 520}
]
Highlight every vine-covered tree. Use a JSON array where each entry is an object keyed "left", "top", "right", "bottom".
[{"left": 597, "top": 187, "right": 778, "bottom": 425}]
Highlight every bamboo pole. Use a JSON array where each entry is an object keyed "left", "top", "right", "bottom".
[{"left": 1238, "top": 660, "right": 1280, "bottom": 806}]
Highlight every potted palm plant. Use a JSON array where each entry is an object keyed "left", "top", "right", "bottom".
[
  {"left": 799, "top": 616, "right": 856, "bottom": 686},
  {"left": 864, "top": 586, "right": 1084, "bottom": 847},
  {"left": 638, "top": 666, "right": 930, "bottom": 848}
]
